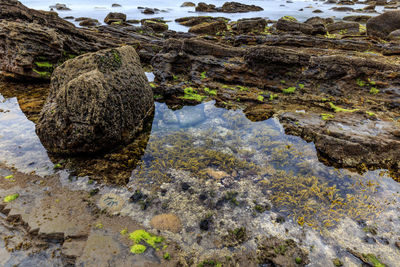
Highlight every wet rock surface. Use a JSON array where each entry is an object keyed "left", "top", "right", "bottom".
[
  {"left": 1, "top": 0, "right": 400, "bottom": 266},
  {"left": 36, "top": 46, "right": 154, "bottom": 154}
]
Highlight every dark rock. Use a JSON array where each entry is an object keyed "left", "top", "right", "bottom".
[
  {"left": 367, "top": 11, "right": 400, "bottom": 39},
  {"left": 219, "top": 1, "right": 264, "bottom": 13},
  {"left": 126, "top": 19, "right": 140, "bottom": 24},
  {"left": 181, "top": 1, "right": 195, "bottom": 7},
  {"left": 64, "top": 16, "right": 74, "bottom": 19},
  {"left": 313, "top": 9, "right": 323, "bottom": 13},
  {"left": 199, "top": 217, "right": 212, "bottom": 231},
  {"left": 395, "top": 241, "right": 400, "bottom": 250},
  {"left": 189, "top": 20, "right": 227, "bottom": 35},
  {"left": 181, "top": 182, "right": 190, "bottom": 191},
  {"left": 195, "top": 1, "right": 263, "bottom": 13},
  {"left": 195, "top": 2, "right": 217, "bottom": 12},
  {"left": 130, "top": 190, "right": 145, "bottom": 202},
  {"left": 142, "top": 20, "right": 168, "bottom": 33},
  {"left": 343, "top": 15, "right": 372, "bottom": 23},
  {"left": 112, "top": 3, "right": 121, "bottom": 7},
  {"left": 304, "top": 16, "right": 332, "bottom": 34},
  {"left": 142, "top": 8, "right": 156, "bottom": 14},
  {"left": 49, "top": 3, "right": 70, "bottom": 11},
  {"left": 327, "top": 21, "right": 360, "bottom": 34},
  {"left": 0, "top": 0, "right": 125, "bottom": 80},
  {"left": 236, "top": 18, "right": 267, "bottom": 33},
  {"left": 176, "top": 16, "right": 228, "bottom": 27},
  {"left": 276, "top": 18, "right": 314, "bottom": 35},
  {"left": 79, "top": 19, "right": 100, "bottom": 27},
  {"left": 104, "top": 12, "right": 126, "bottom": 24},
  {"left": 36, "top": 46, "right": 154, "bottom": 154},
  {"left": 331, "top": 6, "right": 354, "bottom": 11}
]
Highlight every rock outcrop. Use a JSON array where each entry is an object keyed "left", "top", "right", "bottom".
[
  {"left": 0, "top": 0, "right": 161, "bottom": 80},
  {"left": 195, "top": 1, "right": 263, "bottom": 13},
  {"left": 367, "top": 11, "right": 400, "bottom": 39},
  {"left": 36, "top": 46, "right": 154, "bottom": 154}
]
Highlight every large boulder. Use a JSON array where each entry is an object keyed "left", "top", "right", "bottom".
[
  {"left": 367, "top": 11, "right": 400, "bottom": 39},
  {"left": 36, "top": 46, "right": 154, "bottom": 154}
]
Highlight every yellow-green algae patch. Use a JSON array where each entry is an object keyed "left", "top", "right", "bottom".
[
  {"left": 130, "top": 244, "right": 147, "bottom": 254},
  {"left": 128, "top": 229, "right": 164, "bottom": 254},
  {"left": 4, "top": 193, "right": 19, "bottom": 203}
]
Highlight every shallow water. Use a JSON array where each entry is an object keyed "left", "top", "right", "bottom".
[
  {"left": 20, "top": 0, "right": 383, "bottom": 31},
  {"left": 1, "top": 93, "right": 400, "bottom": 264}
]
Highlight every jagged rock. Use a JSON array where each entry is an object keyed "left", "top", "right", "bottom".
[
  {"left": 189, "top": 21, "right": 227, "bottom": 35},
  {"left": 141, "top": 20, "right": 168, "bottom": 33},
  {"left": 327, "top": 22, "right": 360, "bottom": 34},
  {"left": 343, "top": 15, "right": 372, "bottom": 22},
  {"left": 279, "top": 112, "right": 400, "bottom": 171},
  {"left": 36, "top": 46, "right": 154, "bottom": 154},
  {"left": 176, "top": 16, "right": 228, "bottom": 27},
  {"left": 367, "top": 11, "right": 400, "bottom": 39},
  {"left": 235, "top": 18, "right": 267, "bottom": 33},
  {"left": 104, "top": 12, "right": 126, "bottom": 24},
  {"left": 276, "top": 18, "right": 314, "bottom": 35},
  {"left": 79, "top": 18, "right": 100, "bottom": 27},
  {"left": 195, "top": 1, "right": 263, "bottom": 13}
]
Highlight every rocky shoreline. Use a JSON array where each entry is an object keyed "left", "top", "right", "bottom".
[{"left": 1, "top": 0, "right": 400, "bottom": 266}]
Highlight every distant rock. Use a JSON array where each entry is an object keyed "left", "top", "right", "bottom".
[
  {"left": 111, "top": 3, "right": 121, "bottom": 7},
  {"left": 104, "top": 12, "right": 126, "bottom": 24},
  {"left": 49, "top": 3, "right": 70, "bottom": 11},
  {"left": 195, "top": 1, "right": 263, "bottom": 13},
  {"left": 181, "top": 1, "right": 195, "bottom": 7},
  {"left": 36, "top": 46, "right": 154, "bottom": 154}
]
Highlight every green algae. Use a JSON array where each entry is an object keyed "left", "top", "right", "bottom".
[
  {"left": 321, "top": 113, "right": 334, "bottom": 121},
  {"left": 369, "top": 87, "right": 379, "bottom": 94},
  {"left": 257, "top": 95, "right": 264, "bottom": 102},
  {"left": 200, "top": 71, "right": 207, "bottom": 79},
  {"left": 4, "top": 175, "right": 13, "bottom": 180},
  {"left": 281, "top": 16, "right": 297, "bottom": 22},
  {"left": 163, "top": 252, "right": 171, "bottom": 260},
  {"left": 181, "top": 87, "right": 207, "bottom": 102},
  {"left": 204, "top": 87, "right": 217, "bottom": 96},
  {"left": 4, "top": 193, "right": 19, "bottom": 203},
  {"left": 32, "top": 69, "right": 51, "bottom": 78},
  {"left": 363, "top": 254, "right": 385, "bottom": 267},
  {"left": 198, "top": 260, "right": 222, "bottom": 267},
  {"left": 329, "top": 102, "right": 359, "bottom": 113},
  {"left": 130, "top": 244, "right": 147, "bottom": 254},
  {"left": 129, "top": 229, "right": 164, "bottom": 249},
  {"left": 34, "top": 62, "right": 53, "bottom": 68},
  {"left": 282, "top": 86, "right": 296, "bottom": 94}
]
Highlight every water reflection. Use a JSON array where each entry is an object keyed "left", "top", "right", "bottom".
[{"left": 0, "top": 95, "right": 398, "bottom": 229}]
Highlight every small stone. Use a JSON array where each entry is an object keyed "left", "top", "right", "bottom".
[
  {"left": 205, "top": 168, "right": 229, "bottom": 179},
  {"left": 112, "top": 3, "right": 121, "bottom": 7},
  {"left": 150, "top": 213, "right": 182, "bottom": 233},
  {"left": 181, "top": 182, "right": 190, "bottom": 191},
  {"left": 199, "top": 217, "right": 212, "bottom": 231},
  {"left": 332, "top": 258, "right": 343, "bottom": 266},
  {"left": 395, "top": 241, "right": 400, "bottom": 249}
]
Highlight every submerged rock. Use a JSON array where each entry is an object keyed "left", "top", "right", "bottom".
[{"left": 36, "top": 46, "right": 154, "bottom": 154}]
